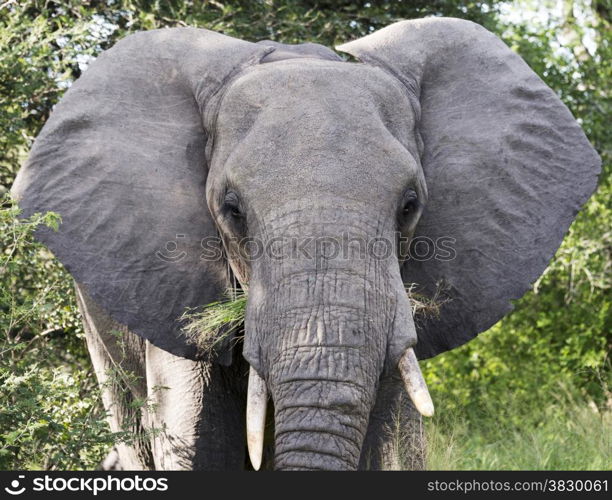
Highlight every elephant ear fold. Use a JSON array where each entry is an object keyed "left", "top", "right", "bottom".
[
  {"left": 11, "top": 28, "right": 270, "bottom": 360},
  {"left": 337, "top": 18, "right": 601, "bottom": 359}
]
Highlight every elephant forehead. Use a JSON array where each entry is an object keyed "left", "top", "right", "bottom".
[
  {"left": 210, "top": 59, "right": 420, "bottom": 204},
  {"left": 217, "top": 59, "right": 415, "bottom": 134}
]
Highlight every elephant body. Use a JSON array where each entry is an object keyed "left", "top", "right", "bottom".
[{"left": 12, "top": 18, "right": 599, "bottom": 470}]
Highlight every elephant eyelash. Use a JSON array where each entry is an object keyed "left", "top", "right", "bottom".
[
  {"left": 397, "top": 188, "right": 422, "bottom": 234},
  {"left": 222, "top": 190, "right": 243, "bottom": 219},
  {"left": 401, "top": 189, "right": 420, "bottom": 215}
]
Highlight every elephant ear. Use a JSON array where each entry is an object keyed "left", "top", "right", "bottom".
[
  {"left": 11, "top": 28, "right": 270, "bottom": 360},
  {"left": 337, "top": 18, "right": 601, "bottom": 359}
]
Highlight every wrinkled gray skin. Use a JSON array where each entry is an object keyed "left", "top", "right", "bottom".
[{"left": 12, "top": 18, "right": 600, "bottom": 470}]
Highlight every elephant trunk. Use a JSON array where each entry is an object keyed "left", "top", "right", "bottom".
[
  {"left": 270, "top": 347, "right": 376, "bottom": 470},
  {"left": 244, "top": 269, "right": 388, "bottom": 470},
  {"left": 242, "top": 211, "right": 419, "bottom": 470},
  {"left": 274, "top": 404, "right": 364, "bottom": 470}
]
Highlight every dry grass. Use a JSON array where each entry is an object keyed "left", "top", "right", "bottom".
[{"left": 405, "top": 282, "right": 451, "bottom": 319}]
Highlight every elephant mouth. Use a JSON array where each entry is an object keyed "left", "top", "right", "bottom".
[{"left": 245, "top": 347, "right": 433, "bottom": 470}]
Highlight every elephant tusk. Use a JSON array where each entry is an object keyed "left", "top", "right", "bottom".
[
  {"left": 399, "top": 348, "right": 435, "bottom": 417},
  {"left": 246, "top": 365, "right": 268, "bottom": 471}
]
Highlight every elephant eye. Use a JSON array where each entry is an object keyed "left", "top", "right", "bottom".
[
  {"left": 402, "top": 189, "right": 419, "bottom": 215},
  {"left": 223, "top": 190, "right": 242, "bottom": 218}
]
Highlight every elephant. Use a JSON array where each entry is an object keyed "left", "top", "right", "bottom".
[{"left": 11, "top": 17, "right": 600, "bottom": 471}]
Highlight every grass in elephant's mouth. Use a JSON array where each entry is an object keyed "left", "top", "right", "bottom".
[
  {"left": 181, "top": 284, "right": 448, "bottom": 356},
  {"left": 181, "top": 289, "right": 246, "bottom": 355},
  {"left": 405, "top": 282, "right": 451, "bottom": 319},
  {"left": 181, "top": 284, "right": 449, "bottom": 359}
]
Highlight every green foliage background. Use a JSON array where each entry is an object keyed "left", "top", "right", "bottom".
[{"left": 0, "top": 0, "right": 609, "bottom": 469}]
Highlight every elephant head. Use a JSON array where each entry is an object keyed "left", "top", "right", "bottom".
[{"left": 12, "top": 18, "right": 600, "bottom": 470}]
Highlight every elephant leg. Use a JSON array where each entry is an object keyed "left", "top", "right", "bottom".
[
  {"left": 143, "top": 342, "right": 247, "bottom": 470},
  {"left": 76, "top": 282, "right": 247, "bottom": 470},
  {"left": 358, "top": 372, "right": 426, "bottom": 470},
  {"left": 76, "top": 283, "right": 153, "bottom": 470}
]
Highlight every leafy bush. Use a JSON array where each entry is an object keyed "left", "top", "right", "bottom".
[
  {"left": 0, "top": 199, "right": 162, "bottom": 469},
  {"left": 0, "top": 199, "right": 111, "bottom": 469}
]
